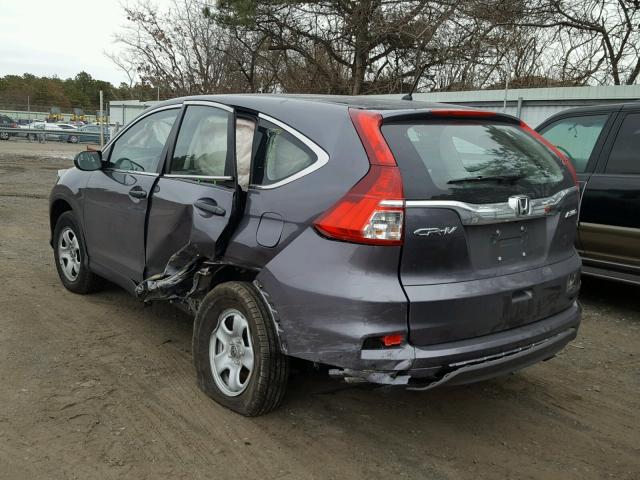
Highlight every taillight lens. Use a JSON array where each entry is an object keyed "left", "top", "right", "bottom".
[
  {"left": 314, "top": 165, "right": 404, "bottom": 245},
  {"left": 314, "top": 109, "right": 405, "bottom": 246},
  {"left": 348, "top": 109, "right": 397, "bottom": 166},
  {"left": 520, "top": 121, "right": 578, "bottom": 186}
]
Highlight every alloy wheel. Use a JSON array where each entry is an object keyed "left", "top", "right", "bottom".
[
  {"left": 58, "top": 227, "right": 81, "bottom": 281},
  {"left": 209, "top": 308, "right": 255, "bottom": 397}
]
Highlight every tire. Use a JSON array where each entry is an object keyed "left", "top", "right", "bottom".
[
  {"left": 193, "top": 281, "right": 289, "bottom": 416},
  {"left": 53, "top": 211, "right": 102, "bottom": 294},
  {"left": 68, "top": 135, "right": 79, "bottom": 144},
  {"left": 0, "top": 132, "right": 9, "bottom": 140}
]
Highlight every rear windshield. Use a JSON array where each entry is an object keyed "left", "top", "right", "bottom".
[{"left": 381, "top": 120, "right": 571, "bottom": 203}]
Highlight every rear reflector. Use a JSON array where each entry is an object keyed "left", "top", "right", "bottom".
[
  {"left": 520, "top": 121, "right": 578, "bottom": 186},
  {"left": 314, "top": 109, "right": 404, "bottom": 245},
  {"left": 382, "top": 334, "right": 404, "bottom": 347}
]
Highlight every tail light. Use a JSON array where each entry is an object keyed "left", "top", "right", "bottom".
[
  {"left": 10, "top": 122, "right": 17, "bottom": 128},
  {"left": 314, "top": 109, "right": 404, "bottom": 246},
  {"left": 520, "top": 121, "right": 578, "bottom": 186}
]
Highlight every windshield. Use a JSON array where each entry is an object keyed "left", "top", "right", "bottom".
[{"left": 381, "top": 120, "right": 571, "bottom": 203}]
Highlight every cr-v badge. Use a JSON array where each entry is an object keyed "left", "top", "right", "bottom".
[
  {"left": 508, "top": 195, "right": 531, "bottom": 216},
  {"left": 414, "top": 226, "right": 458, "bottom": 237}
]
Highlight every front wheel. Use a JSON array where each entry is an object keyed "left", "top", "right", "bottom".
[
  {"left": 53, "top": 211, "right": 102, "bottom": 293},
  {"left": 68, "top": 135, "right": 79, "bottom": 144},
  {"left": 192, "top": 282, "right": 289, "bottom": 416},
  {"left": 0, "top": 132, "right": 9, "bottom": 140}
]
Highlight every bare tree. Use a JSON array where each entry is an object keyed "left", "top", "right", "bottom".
[
  {"left": 108, "top": 0, "right": 640, "bottom": 98},
  {"left": 524, "top": 0, "right": 640, "bottom": 85},
  {"left": 115, "top": 0, "right": 241, "bottom": 94},
  {"left": 217, "top": 0, "right": 467, "bottom": 95},
  {"left": 104, "top": 50, "right": 139, "bottom": 89}
]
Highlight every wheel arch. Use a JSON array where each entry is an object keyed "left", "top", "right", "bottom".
[
  {"left": 207, "top": 266, "right": 288, "bottom": 354},
  {"left": 50, "top": 198, "right": 74, "bottom": 242}
]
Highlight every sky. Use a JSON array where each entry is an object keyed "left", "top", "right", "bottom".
[{"left": 0, "top": 0, "right": 173, "bottom": 86}]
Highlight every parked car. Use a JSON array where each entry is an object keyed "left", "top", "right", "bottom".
[
  {"left": 0, "top": 114, "right": 18, "bottom": 140},
  {"left": 537, "top": 103, "right": 640, "bottom": 285},
  {"left": 64, "top": 124, "right": 110, "bottom": 144},
  {"left": 50, "top": 95, "right": 582, "bottom": 415},
  {"left": 22, "top": 122, "right": 77, "bottom": 141}
]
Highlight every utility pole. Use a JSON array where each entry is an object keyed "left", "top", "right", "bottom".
[
  {"left": 99, "top": 90, "right": 104, "bottom": 148},
  {"left": 157, "top": 86, "right": 160, "bottom": 102},
  {"left": 503, "top": 59, "right": 511, "bottom": 113}
]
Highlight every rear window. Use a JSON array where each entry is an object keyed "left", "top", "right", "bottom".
[{"left": 381, "top": 120, "right": 570, "bottom": 203}]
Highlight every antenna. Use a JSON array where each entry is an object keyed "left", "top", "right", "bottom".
[{"left": 402, "top": 64, "right": 429, "bottom": 101}]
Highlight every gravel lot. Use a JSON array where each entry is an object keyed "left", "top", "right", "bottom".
[{"left": 1, "top": 140, "right": 639, "bottom": 479}]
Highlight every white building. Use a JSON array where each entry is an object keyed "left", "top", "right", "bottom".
[
  {"left": 376, "top": 85, "right": 640, "bottom": 127},
  {"left": 109, "top": 85, "right": 640, "bottom": 128}
]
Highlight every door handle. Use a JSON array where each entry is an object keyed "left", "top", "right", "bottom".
[
  {"left": 194, "top": 198, "right": 226, "bottom": 216},
  {"left": 128, "top": 187, "right": 147, "bottom": 199},
  {"left": 512, "top": 289, "right": 533, "bottom": 303}
]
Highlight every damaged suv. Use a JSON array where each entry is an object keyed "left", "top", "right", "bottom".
[{"left": 50, "top": 96, "right": 581, "bottom": 416}]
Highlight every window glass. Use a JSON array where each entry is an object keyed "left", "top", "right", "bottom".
[
  {"left": 382, "top": 120, "right": 569, "bottom": 203},
  {"left": 171, "top": 106, "right": 230, "bottom": 176},
  {"left": 539, "top": 115, "right": 608, "bottom": 173},
  {"left": 605, "top": 113, "right": 640, "bottom": 175},
  {"left": 251, "top": 119, "right": 316, "bottom": 186},
  {"left": 108, "top": 109, "right": 178, "bottom": 173}
]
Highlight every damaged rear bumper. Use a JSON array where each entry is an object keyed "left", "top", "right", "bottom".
[{"left": 330, "top": 301, "right": 580, "bottom": 389}]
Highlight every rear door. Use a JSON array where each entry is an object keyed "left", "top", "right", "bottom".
[
  {"left": 83, "top": 106, "right": 180, "bottom": 285},
  {"left": 382, "top": 116, "right": 580, "bottom": 345},
  {"left": 579, "top": 109, "right": 640, "bottom": 270},
  {"left": 145, "top": 101, "right": 238, "bottom": 277}
]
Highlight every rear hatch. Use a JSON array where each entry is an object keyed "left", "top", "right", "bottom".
[{"left": 381, "top": 112, "right": 580, "bottom": 346}]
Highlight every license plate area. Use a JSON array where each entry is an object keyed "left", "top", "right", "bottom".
[{"left": 466, "top": 218, "right": 547, "bottom": 270}]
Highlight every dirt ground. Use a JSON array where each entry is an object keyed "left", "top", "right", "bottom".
[{"left": 0, "top": 140, "right": 639, "bottom": 480}]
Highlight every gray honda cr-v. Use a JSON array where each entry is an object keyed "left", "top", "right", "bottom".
[{"left": 49, "top": 95, "right": 581, "bottom": 415}]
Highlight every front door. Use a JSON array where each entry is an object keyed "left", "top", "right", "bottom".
[
  {"left": 83, "top": 107, "right": 180, "bottom": 285},
  {"left": 538, "top": 112, "right": 613, "bottom": 252},
  {"left": 580, "top": 111, "right": 640, "bottom": 268},
  {"left": 145, "top": 102, "right": 238, "bottom": 276}
]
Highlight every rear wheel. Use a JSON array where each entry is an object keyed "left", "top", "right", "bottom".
[
  {"left": 68, "top": 135, "right": 79, "bottom": 144},
  {"left": 193, "top": 282, "right": 289, "bottom": 416},
  {"left": 0, "top": 132, "right": 9, "bottom": 140},
  {"left": 53, "top": 211, "right": 102, "bottom": 293}
]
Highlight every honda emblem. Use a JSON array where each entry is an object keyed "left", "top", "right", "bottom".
[{"left": 508, "top": 195, "right": 531, "bottom": 216}]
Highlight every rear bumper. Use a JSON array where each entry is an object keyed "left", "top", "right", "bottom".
[{"left": 332, "top": 301, "right": 580, "bottom": 388}]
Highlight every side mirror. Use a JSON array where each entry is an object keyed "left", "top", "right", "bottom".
[{"left": 74, "top": 151, "right": 102, "bottom": 171}]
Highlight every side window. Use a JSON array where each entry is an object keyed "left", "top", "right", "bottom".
[
  {"left": 170, "top": 106, "right": 230, "bottom": 177},
  {"left": 605, "top": 113, "right": 640, "bottom": 175},
  {"left": 539, "top": 114, "right": 608, "bottom": 173},
  {"left": 108, "top": 109, "right": 178, "bottom": 173},
  {"left": 251, "top": 119, "right": 317, "bottom": 186}
]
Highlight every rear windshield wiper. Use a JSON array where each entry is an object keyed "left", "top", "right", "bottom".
[{"left": 447, "top": 174, "right": 526, "bottom": 184}]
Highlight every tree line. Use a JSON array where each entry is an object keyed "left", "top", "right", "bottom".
[
  {"left": 0, "top": 72, "right": 162, "bottom": 113},
  {"left": 109, "top": 0, "right": 640, "bottom": 96}
]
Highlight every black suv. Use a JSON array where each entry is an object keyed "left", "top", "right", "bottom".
[{"left": 538, "top": 103, "right": 640, "bottom": 286}]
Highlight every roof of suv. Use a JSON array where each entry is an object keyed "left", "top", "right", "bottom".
[
  {"left": 149, "top": 94, "right": 523, "bottom": 129},
  {"left": 156, "top": 93, "right": 471, "bottom": 112}
]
